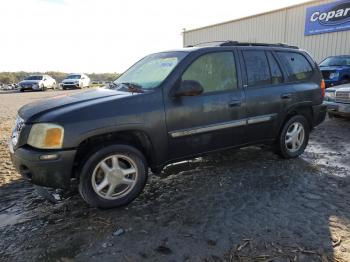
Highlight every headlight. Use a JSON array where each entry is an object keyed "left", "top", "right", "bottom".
[
  {"left": 28, "top": 123, "right": 64, "bottom": 149},
  {"left": 325, "top": 91, "right": 335, "bottom": 100},
  {"left": 329, "top": 72, "right": 340, "bottom": 79}
]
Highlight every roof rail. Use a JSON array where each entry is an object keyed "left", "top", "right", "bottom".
[
  {"left": 219, "top": 41, "right": 299, "bottom": 49},
  {"left": 187, "top": 40, "right": 299, "bottom": 49},
  {"left": 186, "top": 41, "right": 227, "bottom": 47}
]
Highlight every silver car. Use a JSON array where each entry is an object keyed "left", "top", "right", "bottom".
[
  {"left": 324, "top": 83, "right": 350, "bottom": 118},
  {"left": 18, "top": 75, "right": 56, "bottom": 92}
]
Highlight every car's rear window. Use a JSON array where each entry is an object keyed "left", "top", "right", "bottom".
[{"left": 277, "top": 52, "right": 313, "bottom": 82}]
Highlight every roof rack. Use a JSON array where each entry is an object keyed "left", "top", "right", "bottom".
[{"left": 187, "top": 40, "right": 299, "bottom": 49}]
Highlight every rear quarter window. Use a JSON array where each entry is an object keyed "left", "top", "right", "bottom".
[{"left": 277, "top": 52, "right": 313, "bottom": 82}]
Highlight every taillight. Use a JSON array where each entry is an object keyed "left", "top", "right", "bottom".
[{"left": 320, "top": 79, "right": 325, "bottom": 98}]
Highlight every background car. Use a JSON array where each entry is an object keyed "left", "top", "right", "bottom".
[
  {"left": 90, "top": 80, "right": 105, "bottom": 87},
  {"left": 324, "top": 83, "right": 350, "bottom": 118},
  {"left": 60, "top": 73, "right": 90, "bottom": 89},
  {"left": 18, "top": 75, "right": 56, "bottom": 92},
  {"left": 319, "top": 55, "right": 350, "bottom": 88}
]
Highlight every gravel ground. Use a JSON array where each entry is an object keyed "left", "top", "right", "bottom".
[{"left": 0, "top": 90, "right": 349, "bottom": 262}]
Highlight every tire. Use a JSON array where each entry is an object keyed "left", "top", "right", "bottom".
[
  {"left": 276, "top": 115, "right": 310, "bottom": 159},
  {"left": 41, "top": 84, "right": 45, "bottom": 91},
  {"left": 20, "top": 89, "right": 24, "bottom": 92},
  {"left": 328, "top": 112, "right": 342, "bottom": 119},
  {"left": 78, "top": 144, "right": 148, "bottom": 208}
]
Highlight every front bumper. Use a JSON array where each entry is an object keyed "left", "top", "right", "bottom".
[
  {"left": 323, "top": 101, "right": 350, "bottom": 117},
  {"left": 61, "top": 83, "right": 80, "bottom": 88},
  {"left": 9, "top": 144, "right": 77, "bottom": 189},
  {"left": 312, "top": 104, "right": 327, "bottom": 127}
]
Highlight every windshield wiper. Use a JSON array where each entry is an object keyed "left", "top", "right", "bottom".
[{"left": 111, "top": 82, "right": 145, "bottom": 93}]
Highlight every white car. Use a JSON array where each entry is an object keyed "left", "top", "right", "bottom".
[
  {"left": 18, "top": 75, "right": 56, "bottom": 92},
  {"left": 60, "top": 74, "right": 90, "bottom": 89}
]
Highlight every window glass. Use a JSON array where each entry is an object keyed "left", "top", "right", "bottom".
[
  {"left": 182, "top": 52, "right": 237, "bottom": 93},
  {"left": 277, "top": 52, "right": 313, "bottom": 81},
  {"left": 115, "top": 52, "right": 187, "bottom": 89},
  {"left": 320, "top": 56, "right": 350, "bottom": 67},
  {"left": 243, "top": 51, "right": 271, "bottom": 87},
  {"left": 266, "top": 52, "right": 283, "bottom": 84}
]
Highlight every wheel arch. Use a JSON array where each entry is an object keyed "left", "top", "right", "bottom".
[
  {"left": 279, "top": 104, "right": 313, "bottom": 136},
  {"left": 341, "top": 74, "right": 350, "bottom": 81},
  {"left": 72, "top": 129, "right": 155, "bottom": 179}
]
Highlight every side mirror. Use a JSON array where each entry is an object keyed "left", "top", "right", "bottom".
[{"left": 174, "top": 80, "right": 203, "bottom": 97}]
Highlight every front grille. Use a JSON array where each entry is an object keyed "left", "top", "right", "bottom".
[
  {"left": 321, "top": 70, "right": 331, "bottom": 80},
  {"left": 336, "top": 91, "right": 350, "bottom": 104}
]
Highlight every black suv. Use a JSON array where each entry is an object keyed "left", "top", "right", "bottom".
[{"left": 9, "top": 42, "right": 326, "bottom": 208}]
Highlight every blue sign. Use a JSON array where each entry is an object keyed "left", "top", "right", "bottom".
[{"left": 305, "top": 1, "right": 350, "bottom": 36}]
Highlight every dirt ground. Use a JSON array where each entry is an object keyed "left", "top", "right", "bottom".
[{"left": 0, "top": 89, "right": 349, "bottom": 262}]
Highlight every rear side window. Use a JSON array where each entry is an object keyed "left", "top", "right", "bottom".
[
  {"left": 277, "top": 52, "right": 313, "bottom": 81},
  {"left": 266, "top": 52, "right": 283, "bottom": 84},
  {"left": 243, "top": 50, "right": 270, "bottom": 87},
  {"left": 182, "top": 52, "right": 237, "bottom": 93}
]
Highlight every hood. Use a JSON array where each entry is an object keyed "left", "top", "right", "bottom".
[
  {"left": 19, "top": 88, "right": 133, "bottom": 121},
  {"left": 326, "top": 83, "right": 350, "bottom": 92},
  {"left": 320, "top": 66, "right": 350, "bottom": 71},
  {"left": 19, "top": 80, "right": 41, "bottom": 84}
]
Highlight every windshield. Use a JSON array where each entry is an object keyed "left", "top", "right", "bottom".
[
  {"left": 113, "top": 52, "right": 188, "bottom": 89},
  {"left": 24, "top": 75, "right": 43, "bottom": 80},
  {"left": 320, "top": 56, "right": 350, "bottom": 67},
  {"left": 66, "top": 75, "right": 81, "bottom": 79}
]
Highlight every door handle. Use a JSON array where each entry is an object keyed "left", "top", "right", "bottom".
[
  {"left": 281, "top": 93, "right": 292, "bottom": 99},
  {"left": 228, "top": 100, "right": 241, "bottom": 107}
]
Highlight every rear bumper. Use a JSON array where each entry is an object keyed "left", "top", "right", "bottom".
[
  {"left": 10, "top": 145, "right": 77, "bottom": 189},
  {"left": 324, "top": 101, "right": 350, "bottom": 116},
  {"left": 312, "top": 104, "right": 327, "bottom": 127}
]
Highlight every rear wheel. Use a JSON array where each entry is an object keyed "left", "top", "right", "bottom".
[
  {"left": 78, "top": 144, "right": 148, "bottom": 208},
  {"left": 276, "top": 115, "right": 309, "bottom": 159}
]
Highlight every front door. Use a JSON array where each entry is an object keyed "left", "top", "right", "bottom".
[{"left": 164, "top": 51, "right": 246, "bottom": 160}]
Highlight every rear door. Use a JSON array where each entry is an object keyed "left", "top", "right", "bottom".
[
  {"left": 240, "top": 48, "right": 295, "bottom": 142},
  {"left": 164, "top": 50, "right": 246, "bottom": 160}
]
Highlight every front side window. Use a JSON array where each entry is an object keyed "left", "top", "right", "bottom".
[
  {"left": 243, "top": 50, "right": 271, "bottom": 87},
  {"left": 181, "top": 52, "right": 237, "bottom": 93},
  {"left": 277, "top": 52, "right": 313, "bottom": 81},
  {"left": 115, "top": 52, "right": 187, "bottom": 89}
]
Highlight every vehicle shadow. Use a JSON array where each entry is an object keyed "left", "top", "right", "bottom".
[{"left": 1, "top": 146, "right": 349, "bottom": 261}]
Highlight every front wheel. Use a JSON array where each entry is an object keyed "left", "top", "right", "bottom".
[
  {"left": 276, "top": 115, "right": 309, "bottom": 159},
  {"left": 78, "top": 144, "right": 148, "bottom": 208}
]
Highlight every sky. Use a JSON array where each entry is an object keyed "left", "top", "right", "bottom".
[{"left": 0, "top": 0, "right": 311, "bottom": 74}]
